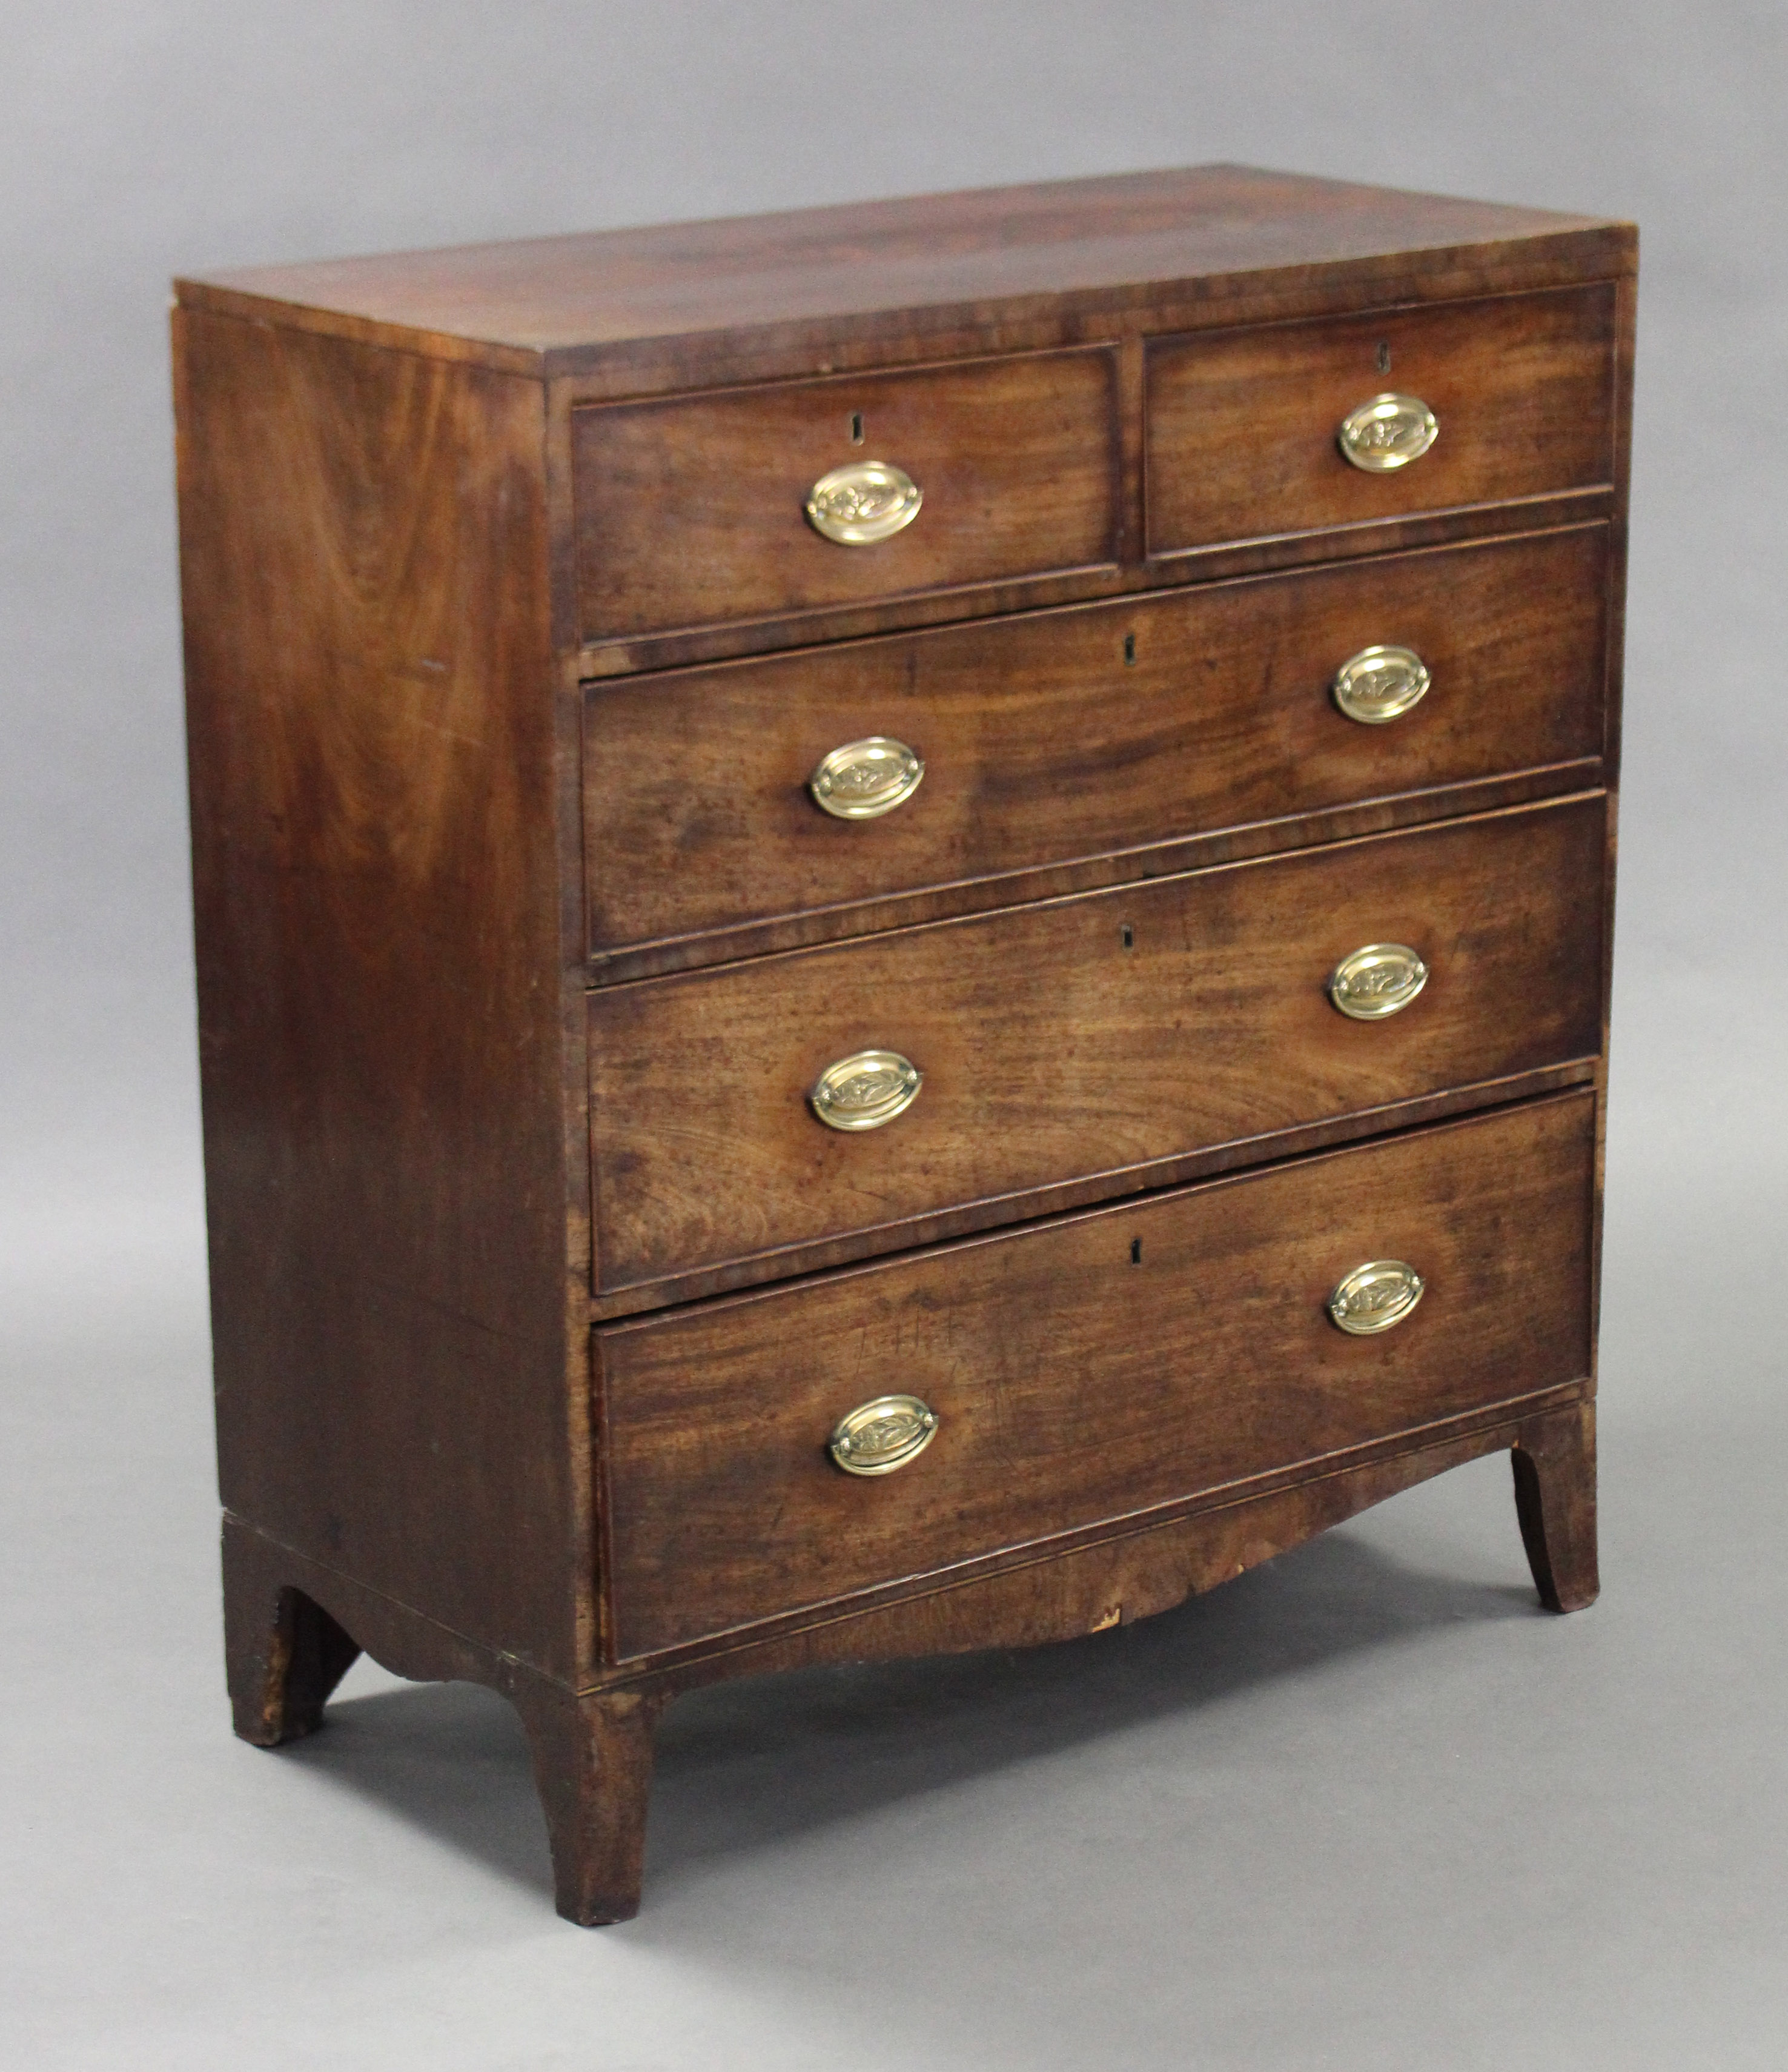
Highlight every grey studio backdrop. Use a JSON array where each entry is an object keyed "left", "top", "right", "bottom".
[{"left": 4, "top": 4, "right": 1784, "bottom": 2067}]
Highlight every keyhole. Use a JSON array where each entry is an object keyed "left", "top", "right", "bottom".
[
  {"left": 849, "top": 411, "right": 864, "bottom": 445},
  {"left": 1123, "top": 632, "right": 1137, "bottom": 666},
  {"left": 1376, "top": 340, "right": 1391, "bottom": 374},
  {"left": 1130, "top": 1238, "right": 1143, "bottom": 1265},
  {"left": 1121, "top": 924, "right": 1134, "bottom": 949}
]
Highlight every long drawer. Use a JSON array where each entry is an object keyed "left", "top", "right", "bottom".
[
  {"left": 586, "top": 792, "right": 1605, "bottom": 1293},
  {"left": 595, "top": 1090, "right": 1596, "bottom": 1659},
  {"left": 584, "top": 524, "right": 1609, "bottom": 963},
  {"left": 1145, "top": 284, "right": 1617, "bottom": 560}
]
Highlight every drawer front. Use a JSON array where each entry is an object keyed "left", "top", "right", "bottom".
[
  {"left": 574, "top": 350, "right": 1119, "bottom": 645},
  {"left": 1146, "top": 285, "right": 1617, "bottom": 559},
  {"left": 588, "top": 792, "right": 1605, "bottom": 1291},
  {"left": 584, "top": 525, "right": 1608, "bottom": 958},
  {"left": 597, "top": 1091, "right": 1595, "bottom": 1658}
]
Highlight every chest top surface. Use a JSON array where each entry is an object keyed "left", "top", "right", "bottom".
[{"left": 173, "top": 162, "right": 1634, "bottom": 377}]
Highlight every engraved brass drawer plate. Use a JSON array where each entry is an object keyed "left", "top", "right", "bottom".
[
  {"left": 806, "top": 460, "right": 923, "bottom": 545},
  {"left": 1328, "top": 941, "right": 1429, "bottom": 1020},
  {"left": 809, "top": 736, "right": 925, "bottom": 819},
  {"left": 829, "top": 1393, "right": 939, "bottom": 1475},
  {"left": 810, "top": 1049, "right": 923, "bottom": 1131},
  {"left": 1337, "top": 393, "right": 1439, "bottom": 473},
  {"left": 1332, "top": 644, "right": 1431, "bottom": 724},
  {"left": 1328, "top": 1258, "right": 1426, "bottom": 1334}
]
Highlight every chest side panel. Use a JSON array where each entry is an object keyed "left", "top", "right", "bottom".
[{"left": 176, "top": 310, "right": 584, "bottom": 1679}]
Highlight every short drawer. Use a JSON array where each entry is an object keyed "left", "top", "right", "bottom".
[
  {"left": 574, "top": 349, "right": 1119, "bottom": 645},
  {"left": 584, "top": 524, "right": 1609, "bottom": 959},
  {"left": 595, "top": 1090, "right": 1595, "bottom": 1658},
  {"left": 1145, "top": 284, "right": 1617, "bottom": 560},
  {"left": 586, "top": 792, "right": 1605, "bottom": 1292}
]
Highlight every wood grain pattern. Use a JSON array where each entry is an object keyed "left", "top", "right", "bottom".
[
  {"left": 587, "top": 792, "right": 1606, "bottom": 1292},
  {"left": 584, "top": 523, "right": 1609, "bottom": 960},
  {"left": 176, "top": 309, "right": 585, "bottom": 1681},
  {"left": 586, "top": 1060, "right": 1599, "bottom": 1322},
  {"left": 573, "top": 348, "right": 1119, "bottom": 642},
  {"left": 595, "top": 1091, "right": 1595, "bottom": 1658},
  {"left": 586, "top": 774, "right": 1606, "bottom": 991},
  {"left": 572, "top": 494, "right": 1621, "bottom": 681},
  {"left": 592, "top": 1390, "right": 1593, "bottom": 1685},
  {"left": 176, "top": 164, "right": 1632, "bottom": 383},
  {"left": 1146, "top": 284, "right": 1616, "bottom": 559}
]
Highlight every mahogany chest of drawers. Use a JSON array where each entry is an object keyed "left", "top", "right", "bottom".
[{"left": 173, "top": 165, "right": 1634, "bottom": 1923}]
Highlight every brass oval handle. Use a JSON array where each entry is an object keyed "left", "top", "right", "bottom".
[
  {"left": 1328, "top": 942, "right": 1428, "bottom": 1020},
  {"left": 806, "top": 460, "right": 923, "bottom": 545},
  {"left": 809, "top": 736, "right": 925, "bottom": 819},
  {"left": 1332, "top": 644, "right": 1431, "bottom": 725},
  {"left": 829, "top": 1393, "right": 939, "bottom": 1475},
  {"left": 1329, "top": 1259, "right": 1426, "bottom": 1335},
  {"left": 810, "top": 1049, "right": 923, "bottom": 1132},
  {"left": 1337, "top": 393, "right": 1439, "bottom": 473}
]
